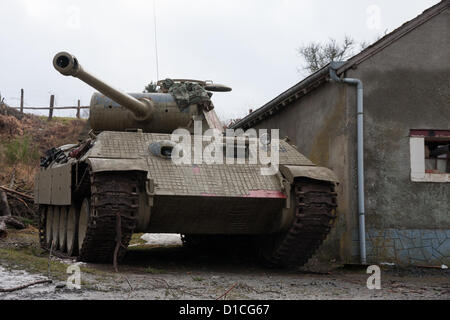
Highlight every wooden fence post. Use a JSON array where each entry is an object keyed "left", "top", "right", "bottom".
[
  {"left": 77, "top": 100, "right": 81, "bottom": 119},
  {"left": 48, "top": 95, "right": 55, "bottom": 121},
  {"left": 20, "top": 89, "right": 24, "bottom": 113}
]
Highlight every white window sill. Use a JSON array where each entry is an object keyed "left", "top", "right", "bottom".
[{"left": 411, "top": 172, "right": 450, "bottom": 183}]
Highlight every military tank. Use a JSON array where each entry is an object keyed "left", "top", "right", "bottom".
[{"left": 34, "top": 51, "right": 339, "bottom": 267}]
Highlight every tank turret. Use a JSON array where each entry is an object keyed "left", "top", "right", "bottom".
[{"left": 53, "top": 52, "right": 226, "bottom": 133}]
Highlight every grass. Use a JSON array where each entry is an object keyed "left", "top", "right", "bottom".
[
  {"left": 16, "top": 217, "right": 35, "bottom": 226},
  {"left": 144, "top": 266, "right": 166, "bottom": 274},
  {"left": 38, "top": 116, "right": 82, "bottom": 123},
  {"left": 192, "top": 276, "right": 204, "bottom": 282},
  {"left": 0, "top": 113, "right": 88, "bottom": 190},
  {"left": 129, "top": 233, "right": 147, "bottom": 246},
  {"left": 0, "top": 246, "right": 71, "bottom": 281},
  {"left": 2, "top": 135, "right": 39, "bottom": 166},
  {"left": 0, "top": 246, "right": 109, "bottom": 281},
  {"left": 0, "top": 229, "right": 107, "bottom": 281}
]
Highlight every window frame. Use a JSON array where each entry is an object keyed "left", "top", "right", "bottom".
[{"left": 409, "top": 130, "right": 450, "bottom": 183}]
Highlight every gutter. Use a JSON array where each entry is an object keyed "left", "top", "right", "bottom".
[{"left": 330, "top": 62, "right": 367, "bottom": 265}]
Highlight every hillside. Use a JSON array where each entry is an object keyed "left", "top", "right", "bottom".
[{"left": 0, "top": 105, "right": 89, "bottom": 221}]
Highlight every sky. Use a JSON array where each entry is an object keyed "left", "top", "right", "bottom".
[{"left": 0, "top": 0, "right": 441, "bottom": 121}]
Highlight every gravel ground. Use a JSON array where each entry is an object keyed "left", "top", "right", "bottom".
[{"left": 0, "top": 233, "right": 449, "bottom": 300}]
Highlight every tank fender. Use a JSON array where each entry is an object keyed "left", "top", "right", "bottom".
[
  {"left": 87, "top": 158, "right": 153, "bottom": 231},
  {"left": 35, "top": 163, "right": 72, "bottom": 205},
  {"left": 280, "top": 165, "right": 339, "bottom": 184},
  {"left": 87, "top": 157, "right": 152, "bottom": 203}
]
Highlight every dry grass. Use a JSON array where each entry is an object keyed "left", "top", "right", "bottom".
[{"left": 0, "top": 108, "right": 88, "bottom": 191}]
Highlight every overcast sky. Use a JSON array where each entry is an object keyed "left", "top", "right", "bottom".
[{"left": 0, "top": 0, "right": 440, "bottom": 120}]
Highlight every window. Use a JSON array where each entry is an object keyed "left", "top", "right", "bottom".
[{"left": 410, "top": 130, "right": 450, "bottom": 182}]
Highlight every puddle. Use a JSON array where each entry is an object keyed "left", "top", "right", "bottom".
[
  {"left": 0, "top": 265, "right": 116, "bottom": 300},
  {"left": 0, "top": 265, "right": 56, "bottom": 300}
]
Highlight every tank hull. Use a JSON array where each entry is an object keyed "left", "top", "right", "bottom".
[
  {"left": 35, "top": 131, "right": 338, "bottom": 266},
  {"left": 144, "top": 195, "right": 285, "bottom": 234}
]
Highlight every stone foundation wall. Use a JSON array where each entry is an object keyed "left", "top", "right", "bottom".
[{"left": 352, "top": 229, "right": 450, "bottom": 265}]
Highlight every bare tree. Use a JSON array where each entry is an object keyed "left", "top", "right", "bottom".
[
  {"left": 298, "top": 33, "right": 390, "bottom": 75},
  {"left": 360, "top": 29, "right": 389, "bottom": 51},
  {"left": 297, "top": 36, "right": 356, "bottom": 74}
]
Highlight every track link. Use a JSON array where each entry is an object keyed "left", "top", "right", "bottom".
[{"left": 78, "top": 172, "right": 139, "bottom": 263}]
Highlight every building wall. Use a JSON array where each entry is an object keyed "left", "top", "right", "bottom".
[
  {"left": 250, "top": 7, "right": 449, "bottom": 265},
  {"left": 252, "top": 82, "right": 355, "bottom": 263},
  {"left": 345, "top": 8, "right": 450, "bottom": 265}
]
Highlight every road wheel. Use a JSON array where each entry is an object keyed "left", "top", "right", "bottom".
[
  {"left": 52, "top": 206, "right": 60, "bottom": 249},
  {"left": 67, "top": 204, "right": 79, "bottom": 256},
  {"left": 45, "top": 206, "right": 54, "bottom": 247},
  {"left": 78, "top": 199, "right": 90, "bottom": 253},
  {"left": 58, "top": 206, "right": 68, "bottom": 253}
]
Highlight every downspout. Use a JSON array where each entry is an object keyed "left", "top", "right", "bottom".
[{"left": 330, "top": 62, "right": 367, "bottom": 265}]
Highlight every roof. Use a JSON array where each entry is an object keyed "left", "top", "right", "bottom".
[{"left": 232, "top": 0, "right": 449, "bottom": 130}]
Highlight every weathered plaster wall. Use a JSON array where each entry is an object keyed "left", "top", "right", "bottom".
[{"left": 345, "top": 8, "right": 450, "bottom": 265}]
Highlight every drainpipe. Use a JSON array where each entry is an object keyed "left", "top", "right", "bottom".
[{"left": 330, "top": 62, "right": 367, "bottom": 265}]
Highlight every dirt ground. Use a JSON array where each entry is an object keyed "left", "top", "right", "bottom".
[{"left": 0, "top": 229, "right": 449, "bottom": 300}]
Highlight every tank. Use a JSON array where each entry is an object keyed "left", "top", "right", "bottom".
[{"left": 34, "top": 51, "right": 339, "bottom": 267}]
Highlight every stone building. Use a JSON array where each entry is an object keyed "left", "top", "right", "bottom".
[{"left": 232, "top": 1, "right": 449, "bottom": 266}]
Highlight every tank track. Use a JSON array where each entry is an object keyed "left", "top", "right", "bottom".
[
  {"left": 39, "top": 171, "right": 139, "bottom": 263},
  {"left": 264, "top": 178, "right": 337, "bottom": 267},
  {"left": 78, "top": 172, "right": 139, "bottom": 263}
]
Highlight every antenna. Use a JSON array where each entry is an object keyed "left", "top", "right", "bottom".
[{"left": 153, "top": 0, "right": 160, "bottom": 81}]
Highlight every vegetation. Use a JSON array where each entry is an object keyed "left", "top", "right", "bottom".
[
  {"left": 297, "top": 35, "right": 357, "bottom": 74},
  {"left": 0, "top": 229, "right": 107, "bottom": 280},
  {"left": 297, "top": 33, "right": 388, "bottom": 75},
  {"left": 129, "top": 233, "right": 147, "bottom": 246},
  {"left": 0, "top": 108, "right": 88, "bottom": 191},
  {"left": 144, "top": 266, "right": 166, "bottom": 274},
  {"left": 3, "top": 135, "right": 40, "bottom": 166},
  {"left": 192, "top": 276, "right": 204, "bottom": 282}
]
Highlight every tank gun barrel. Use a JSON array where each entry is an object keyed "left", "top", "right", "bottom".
[{"left": 53, "top": 52, "right": 151, "bottom": 119}]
